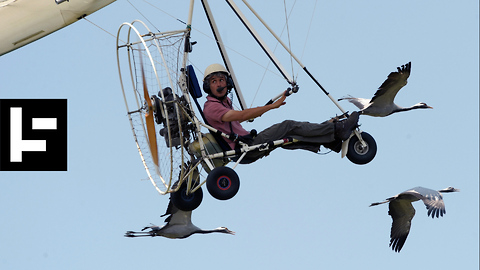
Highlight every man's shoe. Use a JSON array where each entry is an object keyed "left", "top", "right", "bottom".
[{"left": 334, "top": 111, "right": 359, "bottom": 141}]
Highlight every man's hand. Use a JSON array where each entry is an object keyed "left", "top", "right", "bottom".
[{"left": 270, "top": 90, "right": 287, "bottom": 109}]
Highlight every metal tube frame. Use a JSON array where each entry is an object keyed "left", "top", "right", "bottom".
[
  {"left": 226, "top": 0, "right": 366, "bottom": 146},
  {"left": 187, "top": 0, "right": 368, "bottom": 193},
  {"left": 120, "top": 0, "right": 370, "bottom": 197}
]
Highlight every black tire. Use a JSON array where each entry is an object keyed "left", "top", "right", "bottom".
[
  {"left": 346, "top": 132, "right": 377, "bottom": 165},
  {"left": 206, "top": 167, "right": 240, "bottom": 200},
  {"left": 171, "top": 182, "right": 203, "bottom": 211}
]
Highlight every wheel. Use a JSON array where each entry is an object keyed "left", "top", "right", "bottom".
[
  {"left": 206, "top": 167, "right": 240, "bottom": 200},
  {"left": 346, "top": 132, "right": 377, "bottom": 165},
  {"left": 171, "top": 182, "right": 203, "bottom": 211}
]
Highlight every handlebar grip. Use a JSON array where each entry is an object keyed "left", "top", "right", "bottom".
[{"left": 265, "top": 85, "right": 299, "bottom": 105}]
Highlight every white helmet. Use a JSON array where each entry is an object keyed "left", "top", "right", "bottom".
[
  {"left": 203, "top": 63, "right": 233, "bottom": 95},
  {"left": 203, "top": 63, "right": 229, "bottom": 81}
]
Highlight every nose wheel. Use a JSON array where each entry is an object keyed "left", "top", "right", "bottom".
[{"left": 346, "top": 132, "right": 377, "bottom": 165}]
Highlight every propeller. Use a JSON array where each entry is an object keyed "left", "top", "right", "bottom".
[{"left": 140, "top": 55, "right": 159, "bottom": 168}]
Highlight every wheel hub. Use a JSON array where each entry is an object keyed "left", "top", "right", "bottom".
[
  {"left": 217, "top": 177, "right": 231, "bottom": 190},
  {"left": 181, "top": 189, "right": 194, "bottom": 201},
  {"left": 354, "top": 141, "right": 369, "bottom": 155}
]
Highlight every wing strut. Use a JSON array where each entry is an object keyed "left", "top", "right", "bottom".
[
  {"left": 201, "top": 0, "right": 247, "bottom": 111},
  {"left": 228, "top": 0, "right": 347, "bottom": 114}
]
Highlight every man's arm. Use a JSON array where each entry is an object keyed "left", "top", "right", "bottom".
[{"left": 221, "top": 91, "right": 287, "bottom": 123}]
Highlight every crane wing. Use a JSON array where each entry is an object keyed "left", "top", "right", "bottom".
[
  {"left": 420, "top": 191, "right": 446, "bottom": 218},
  {"left": 388, "top": 199, "right": 415, "bottom": 252},
  {"left": 338, "top": 96, "right": 371, "bottom": 110},
  {"left": 370, "top": 62, "right": 411, "bottom": 105},
  {"left": 401, "top": 187, "right": 446, "bottom": 218},
  {"left": 161, "top": 199, "right": 192, "bottom": 226}
]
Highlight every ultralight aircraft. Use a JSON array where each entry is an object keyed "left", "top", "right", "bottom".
[{"left": 115, "top": 0, "right": 378, "bottom": 211}]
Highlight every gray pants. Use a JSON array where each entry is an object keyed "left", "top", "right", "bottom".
[{"left": 242, "top": 120, "right": 336, "bottom": 163}]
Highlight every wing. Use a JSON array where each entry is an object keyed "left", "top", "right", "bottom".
[
  {"left": 161, "top": 199, "right": 192, "bottom": 226},
  {"left": 0, "top": 0, "right": 116, "bottom": 56},
  {"left": 338, "top": 96, "right": 371, "bottom": 110},
  {"left": 161, "top": 199, "right": 176, "bottom": 220},
  {"left": 421, "top": 191, "right": 446, "bottom": 218},
  {"left": 369, "top": 62, "right": 411, "bottom": 105},
  {"left": 402, "top": 187, "right": 446, "bottom": 218},
  {"left": 388, "top": 199, "right": 416, "bottom": 252}
]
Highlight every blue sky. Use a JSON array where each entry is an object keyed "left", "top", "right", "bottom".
[{"left": 0, "top": 1, "right": 478, "bottom": 269}]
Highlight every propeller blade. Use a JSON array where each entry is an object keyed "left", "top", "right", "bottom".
[{"left": 140, "top": 56, "right": 159, "bottom": 168}]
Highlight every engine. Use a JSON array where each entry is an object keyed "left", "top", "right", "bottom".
[{"left": 153, "top": 87, "right": 191, "bottom": 148}]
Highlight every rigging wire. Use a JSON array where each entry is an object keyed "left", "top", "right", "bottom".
[
  {"left": 81, "top": 3, "right": 284, "bottom": 89},
  {"left": 139, "top": 0, "right": 189, "bottom": 27},
  {"left": 295, "top": 0, "right": 318, "bottom": 80},
  {"left": 249, "top": 0, "right": 297, "bottom": 107},
  {"left": 84, "top": 0, "right": 316, "bottom": 110},
  {"left": 127, "top": 0, "right": 160, "bottom": 32},
  {"left": 137, "top": 0, "right": 286, "bottom": 87},
  {"left": 283, "top": 0, "right": 295, "bottom": 82},
  {"left": 81, "top": 16, "right": 117, "bottom": 40},
  {"left": 84, "top": 0, "right": 286, "bottom": 81},
  {"left": 83, "top": 0, "right": 186, "bottom": 43}
]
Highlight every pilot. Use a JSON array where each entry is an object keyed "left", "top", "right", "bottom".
[{"left": 202, "top": 63, "right": 359, "bottom": 163}]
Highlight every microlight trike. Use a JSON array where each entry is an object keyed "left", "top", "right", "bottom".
[{"left": 116, "top": 0, "right": 377, "bottom": 211}]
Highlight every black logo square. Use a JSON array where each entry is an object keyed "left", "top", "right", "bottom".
[{"left": 0, "top": 99, "right": 67, "bottom": 171}]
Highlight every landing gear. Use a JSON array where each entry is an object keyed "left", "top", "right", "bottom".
[
  {"left": 346, "top": 132, "right": 377, "bottom": 165},
  {"left": 171, "top": 181, "right": 203, "bottom": 211},
  {"left": 206, "top": 166, "right": 240, "bottom": 200}
]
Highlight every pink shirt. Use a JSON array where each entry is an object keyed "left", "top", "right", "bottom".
[{"left": 203, "top": 95, "right": 249, "bottom": 149}]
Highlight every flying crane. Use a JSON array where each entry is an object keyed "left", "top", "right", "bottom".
[
  {"left": 370, "top": 186, "right": 459, "bottom": 252},
  {"left": 125, "top": 198, "right": 235, "bottom": 239},
  {"left": 339, "top": 62, "right": 433, "bottom": 117}
]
